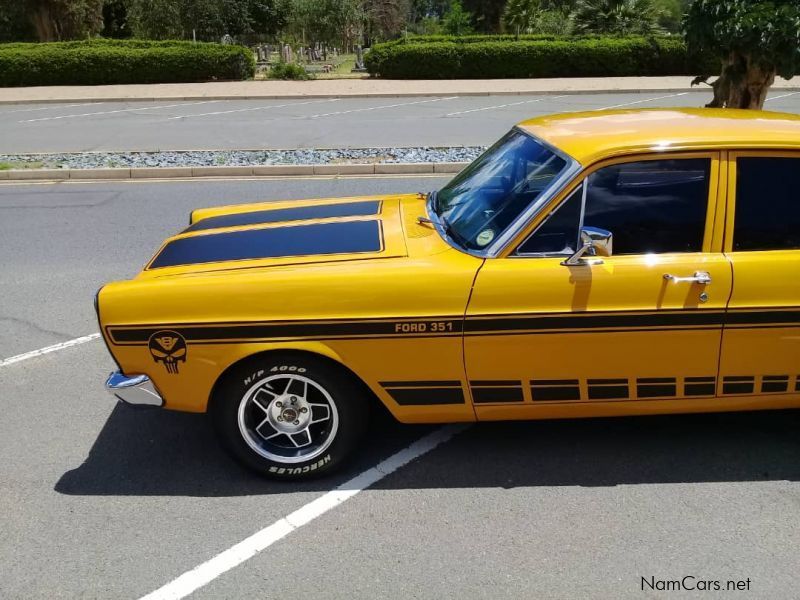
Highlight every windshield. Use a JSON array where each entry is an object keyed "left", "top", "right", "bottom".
[{"left": 433, "top": 129, "right": 569, "bottom": 252}]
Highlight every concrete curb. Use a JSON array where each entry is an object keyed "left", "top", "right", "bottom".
[
  {"left": 0, "top": 162, "right": 466, "bottom": 181},
  {"left": 0, "top": 88, "right": 722, "bottom": 105}
]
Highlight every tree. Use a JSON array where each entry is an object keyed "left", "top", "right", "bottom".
[
  {"left": 285, "top": 0, "right": 364, "bottom": 50},
  {"left": 126, "top": 0, "right": 182, "bottom": 38},
  {"left": 442, "top": 0, "right": 472, "bottom": 35},
  {"left": 654, "top": 0, "right": 686, "bottom": 34},
  {"left": 503, "top": 0, "right": 539, "bottom": 35},
  {"left": 126, "top": 0, "right": 289, "bottom": 41},
  {"left": 0, "top": 1, "right": 36, "bottom": 41},
  {"left": 364, "top": 0, "right": 411, "bottom": 40},
  {"left": 463, "top": 0, "right": 505, "bottom": 33},
  {"left": 685, "top": 0, "right": 800, "bottom": 109},
  {"left": 534, "top": 7, "right": 573, "bottom": 35},
  {"left": 0, "top": 0, "right": 105, "bottom": 41},
  {"left": 572, "top": 0, "right": 664, "bottom": 36},
  {"left": 101, "top": 0, "right": 130, "bottom": 38}
]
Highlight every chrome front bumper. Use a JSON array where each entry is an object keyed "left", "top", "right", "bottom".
[{"left": 105, "top": 371, "right": 164, "bottom": 407}]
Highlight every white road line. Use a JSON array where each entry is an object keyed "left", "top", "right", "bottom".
[
  {"left": 0, "top": 102, "right": 107, "bottom": 115},
  {"left": 593, "top": 92, "right": 689, "bottom": 111},
  {"left": 445, "top": 95, "right": 566, "bottom": 116},
  {"left": 0, "top": 333, "right": 101, "bottom": 367},
  {"left": 167, "top": 98, "right": 338, "bottom": 120},
  {"left": 306, "top": 96, "right": 459, "bottom": 119},
  {"left": 19, "top": 101, "right": 222, "bottom": 123},
  {"left": 139, "top": 423, "right": 470, "bottom": 600},
  {"left": 765, "top": 91, "right": 800, "bottom": 102}
]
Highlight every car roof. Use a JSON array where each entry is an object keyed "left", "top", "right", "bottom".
[{"left": 517, "top": 107, "right": 800, "bottom": 165}]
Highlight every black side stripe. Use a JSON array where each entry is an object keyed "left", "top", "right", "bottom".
[
  {"left": 588, "top": 379, "right": 629, "bottom": 400},
  {"left": 185, "top": 201, "right": 381, "bottom": 233},
  {"left": 109, "top": 318, "right": 464, "bottom": 344},
  {"left": 108, "top": 308, "right": 800, "bottom": 345},
  {"left": 466, "top": 311, "right": 725, "bottom": 333},
  {"left": 531, "top": 379, "right": 581, "bottom": 401},
  {"left": 380, "top": 380, "right": 461, "bottom": 388},
  {"left": 637, "top": 377, "right": 677, "bottom": 398},
  {"left": 684, "top": 376, "right": 716, "bottom": 396},
  {"left": 470, "top": 380, "right": 524, "bottom": 404},
  {"left": 722, "top": 376, "right": 755, "bottom": 395},
  {"left": 761, "top": 375, "right": 789, "bottom": 393},
  {"left": 380, "top": 381, "right": 465, "bottom": 406}
]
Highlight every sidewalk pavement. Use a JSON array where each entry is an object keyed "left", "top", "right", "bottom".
[{"left": 2, "top": 76, "right": 798, "bottom": 104}]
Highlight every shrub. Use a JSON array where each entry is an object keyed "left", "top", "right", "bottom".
[
  {"left": 0, "top": 39, "right": 255, "bottom": 87},
  {"left": 268, "top": 62, "right": 313, "bottom": 80},
  {"left": 380, "top": 33, "right": 621, "bottom": 46},
  {"left": 366, "top": 36, "right": 718, "bottom": 79}
]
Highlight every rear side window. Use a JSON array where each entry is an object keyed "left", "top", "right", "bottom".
[
  {"left": 583, "top": 158, "right": 710, "bottom": 255},
  {"left": 734, "top": 157, "right": 800, "bottom": 251}
]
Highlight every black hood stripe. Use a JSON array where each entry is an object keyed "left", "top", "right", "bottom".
[
  {"left": 185, "top": 201, "right": 381, "bottom": 233},
  {"left": 149, "top": 220, "right": 383, "bottom": 269}
]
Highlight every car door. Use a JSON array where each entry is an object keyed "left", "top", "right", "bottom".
[
  {"left": 718, "top": 151, "right": 800, "bottom": 406},
  {"left": 464, "top": 152, "right": 733, "bottom": 420}
]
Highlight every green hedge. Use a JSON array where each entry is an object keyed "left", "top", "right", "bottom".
[
  {"left": 0, "top": 39, "right": 255, "bottom": 87},
  {"left": 366, "top": 37, "right": 718, "bottom": 79},
  {"left": 383, "top": 33, "right": 619, "bottom": 46}
]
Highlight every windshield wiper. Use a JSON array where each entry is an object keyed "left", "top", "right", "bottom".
[
  {"left": 416, "top": 212, "right": 469, "bottom": 248},
  {"left": 429, "top": 189, "right": 439, "bottom": 214}
]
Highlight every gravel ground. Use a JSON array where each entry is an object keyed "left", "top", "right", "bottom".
[{"left": 0, "top": 146, "right": 486, "bottom": 170}]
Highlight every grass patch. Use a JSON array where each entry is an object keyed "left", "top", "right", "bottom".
[{"left": 0, "top": 160, "right": 44, "bottom": 170}]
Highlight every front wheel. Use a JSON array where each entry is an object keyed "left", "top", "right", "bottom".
[{"left": 211, "top": 355, "right": 369, "bottom": 480}]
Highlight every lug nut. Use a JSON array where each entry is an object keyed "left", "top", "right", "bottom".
[
  {"left": 277, "top": 416, "right": 283, "bottom": 422},
  {"left": 293, "top": 420, "right": 300, "bottom": 425},
  {"left": 276, "top": 401, "right": 283, "bottom": 408},
  {"left": 290, "top": 396, "right": 297, "bottom": 404},
  {"left": 300, "top": 407, "right": 308, "bottom": 413}
]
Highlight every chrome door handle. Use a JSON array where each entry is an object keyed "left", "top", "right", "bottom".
[{"left": 663, "top": 271, "right": 712, "bottom": 285}]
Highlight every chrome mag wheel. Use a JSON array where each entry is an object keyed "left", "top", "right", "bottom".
[{"left": 237, "top": 373, "right": 339, "bottom": 464}]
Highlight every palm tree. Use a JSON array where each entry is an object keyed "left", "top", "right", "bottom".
[
  {"left": 503, "top": 0, "right": 540, "bottom": 35},
  {"left": 572, "top": 0, "right": 665, "bottom": 35}
]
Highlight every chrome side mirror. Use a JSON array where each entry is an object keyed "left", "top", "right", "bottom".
[{"left": 561, "top": 227, "right": 613, "bottom": 266}]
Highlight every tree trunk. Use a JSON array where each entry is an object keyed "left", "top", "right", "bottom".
[
  {"left": 707, "top": 52, "right": 776, "bottom": 110},
  {"left": 31, "top": 5, "right": 57, "bottom": 42}
]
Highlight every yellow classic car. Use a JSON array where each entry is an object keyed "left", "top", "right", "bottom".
[{"left": 99, "top": 108, "right": 800, "bottom": 479}]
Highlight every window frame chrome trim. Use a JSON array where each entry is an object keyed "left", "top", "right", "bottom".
[
  {"left": 485, "top": 131, "right": 582, "bottom": 257},
  {"left": 426, "top": 127, "right": 582, "bottom": 259},
  {"left": 513, "top": 180, "right": 588, "bottom": 258}
]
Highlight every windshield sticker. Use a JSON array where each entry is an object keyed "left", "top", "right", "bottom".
[{"left": 476, "top": 229, "right": 495, "bottom": 247}]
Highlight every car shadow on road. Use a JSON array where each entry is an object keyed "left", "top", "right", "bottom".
[{"left": 55, "top": 405, "right": 800, "bottom": 497}]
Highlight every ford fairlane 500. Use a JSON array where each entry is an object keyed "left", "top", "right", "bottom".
[{"left": 99, "top": 108, "right": 800, "bottom": 479}]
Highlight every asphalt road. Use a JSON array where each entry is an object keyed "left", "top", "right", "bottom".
[
  {"left": 1, "top": 176, "right": 799, "bottom": 599},
  {"left": 2, "top": 90, "right": 800, "bottom": 153}
]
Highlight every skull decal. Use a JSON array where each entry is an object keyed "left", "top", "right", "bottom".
[{"left": 148, "top": 330, "right": 187, "bottom": 374}]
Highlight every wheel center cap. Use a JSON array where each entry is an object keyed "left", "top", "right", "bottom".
[{"left": 281, "top": 407, "right": 298, "bottom": 422}]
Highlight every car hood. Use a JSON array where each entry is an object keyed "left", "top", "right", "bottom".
[{"left": 137, "top": 194, "right": 445, "bottom": 279}]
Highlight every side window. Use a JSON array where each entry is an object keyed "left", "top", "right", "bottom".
[
  {"left": 734, "top": 157, "right": 800, "bottom": 251},
  {"left": 517, "top": 185, "right": 583, "bottom": 255},
  {"left": 517, "top": 158, "right": 711, "bottom": 256},
  {"left": 583, "top": 158, "right": 710, "bottom": 255}
]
